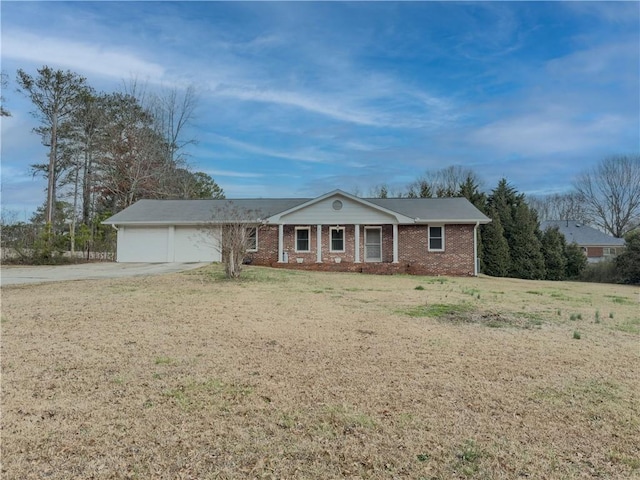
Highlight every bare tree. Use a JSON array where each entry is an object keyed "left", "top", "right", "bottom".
[
  {"left": 201, "top": 204, "right": 261, "bottom": 279},
  {"left": 369, "top": 184, "right": 389, "bottom": 198},
  {"left": 149, "top": 85, "right": 198, "bottom": 164},
  {"left": 406, "top": 165, "right": 483, "bottom": 198},
  {"left": 122, "top": 80, "right": 201, "bottom": 198},
  {"left": 95, "top": 92, "right": 170, "bottom": 210},
  {"left": 573, "top": 155, "right": 640, "bottom": 237},
  {"left": 528, "top": 192, "right": 590, "bottom": 224}
]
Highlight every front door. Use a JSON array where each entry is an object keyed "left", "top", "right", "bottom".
[{"left": 365, "top": 227, "right": 382, "bottom": 262}]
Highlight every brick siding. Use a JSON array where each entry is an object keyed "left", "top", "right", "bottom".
[{"left": 245, "top": 224, "right": 477, "bottom": 276}]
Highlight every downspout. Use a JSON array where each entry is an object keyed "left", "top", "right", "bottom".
[{"left": 473, "top": 222, "right": 479, "bottom": 276}]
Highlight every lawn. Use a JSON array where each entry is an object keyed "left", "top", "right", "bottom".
[{"left": 2, "top": 265, "right": 639, "bottom": 479}]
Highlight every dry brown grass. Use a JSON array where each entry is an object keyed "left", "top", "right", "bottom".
[{"left": 2, "top": 265, "right": 639, "bottom": 479}]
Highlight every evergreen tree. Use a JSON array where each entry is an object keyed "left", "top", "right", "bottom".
[
  {"left": 616, "top": 230, "right": 640, "bottom": 284},
  {"left": 487, "top": 179, "right": 518, "bottom": 240},
  {"left": 486, "top": 179, "right": 546, "bottom": 280},
  {"left": 458, "top": 174, "right": 486, "bottom": 209},
  {"left": 565, "top": 241, "right": 588, "bottom": 279},
  {"left": 509, "top": 202, "right": 546, "bottom": 279},
  {"left": 541, "top": 226, "right": 567, "bottom": 280},
  {"left": 480, "top": 207, "right": 510, "bottom": 277}
]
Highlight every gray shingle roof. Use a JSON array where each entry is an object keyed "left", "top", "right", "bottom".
[
  {"left": 102, "top": 198, "right": 307, "bottom": 224},
  {"left": 541, "top": 221, "right": 625, "bottom": 246},
  {"left": 103, "top": 193, "right": 490, "bottom": 225},
  {"left": 368, "top": 197, "right": 489, "bottom": 222}
]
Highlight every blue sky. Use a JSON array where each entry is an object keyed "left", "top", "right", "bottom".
[{"left": 2, "top": 1, "right": 639, "bottom": 220}]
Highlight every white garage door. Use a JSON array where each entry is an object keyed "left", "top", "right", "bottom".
[
  {"left": 174, "top": 226, "right": 220, "bottom": 262},
  {"left": 117, "top": 227, "right": 170, "bottom": 262},
  {"left": 116, "top": 225, "right": 222, "bottom": 263}
]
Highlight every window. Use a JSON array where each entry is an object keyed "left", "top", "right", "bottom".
[
  {"left": 246, "top": 227, "right": 257, "bottom": 251},
  {"left": 330, "top": 227, "right": 345, "bottom": 252},
  {"left": 295, "top": 227, "right": 310, "bottom": 252},
  {"left": 428, "top": 226, "right": 444, "bottom": 251},
  {"left": 603, "top": 247, "right": 616, "bottom": 256}
]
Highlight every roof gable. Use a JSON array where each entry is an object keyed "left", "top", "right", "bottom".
[{"left": 266, "top": 190, "right": 414, "bottom": 224}]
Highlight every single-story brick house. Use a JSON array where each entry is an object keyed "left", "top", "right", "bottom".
[
  {"left": 103, "top": 190, "right": 490, "bottom": 276},
  {"left": 541, "top": 220, "right": 626, "bottom": 263}
]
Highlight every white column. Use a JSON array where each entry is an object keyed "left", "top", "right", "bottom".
[
  {"left": 392, "top": 224, "right": 399, "bottom": 263},
  {"left": 278, "top": 224, "right": 284, "bottom": 262},
  {"left": 354, "top": 224, "right": 361, "bottom": 263},
  {"left": 316, "top": 224, "right": 322, "bottom": 263}
]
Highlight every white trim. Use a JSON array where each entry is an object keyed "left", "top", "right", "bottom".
[
  {"left": 392, "top": 224, "right": 399, "bottom": 263},
  {"left": 354, "top": 224, "right": 361, "bottom": 263},
  {"left": 295, "top": 226, "right": 311, "bottom": 253},
  {"left": 266, "top": 189, "right": 415, "bottom": 224},
  {"left": 329, "top": 226, "right": 345, "bottom": 252},
  {"left": 246, "top": 227, "right": 258, "bottom": 252},
  {"left": 278, "top": 224, "right": 284, "bottom": 262},
  {"left": 364, "top": 226, "right": 382, "bottom": 262},
  {"left": 316, "top": 225, "right": 322, "bottom": 263},
  {"left": 428, "top": 225, "right": 445, "bottom": 252}
]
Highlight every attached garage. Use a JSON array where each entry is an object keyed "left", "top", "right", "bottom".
[
  {"left": 174, "top": 226, "right": 220, "bottom": 263},
  {"left": 115, "top": 225, "right": 220, "bottom": 263},
  {"left": 102, "top": 198, "right": 302, "bottom": 264}
]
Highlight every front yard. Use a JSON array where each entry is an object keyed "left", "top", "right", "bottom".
[{"left": 2, "top": 265, "right": 639, "bottom": 479}]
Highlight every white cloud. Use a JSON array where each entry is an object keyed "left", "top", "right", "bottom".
[
  {"left": 212, "top": 84, "right": 387, "bottom": 127},
  {"left": 546, "top": 41, "right": 639, "bottom": 79},
  {"left": 3, "top": 29, "right": 165, "bottom": 80},
  {"left": 209, "top": 134, "right": 336, "bottom": 164},
  {"left": 204, "top": 169, "right": 265, "bottom": 179},
  {"left": 470, "top": 112, "right": 627, "bottom": 156}
]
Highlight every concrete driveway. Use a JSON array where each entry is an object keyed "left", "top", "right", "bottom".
[{"left": 0, "top": 262, "right": 210, "bottom": 286}]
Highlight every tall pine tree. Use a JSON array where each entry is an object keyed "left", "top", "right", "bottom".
[
  {"left": 509, "top": 202, "right": 546, "bottom": 279},
  {"left": 541, "top": 226, "right": 567, "bottom": 280},
  {"left": 486, "top": 179, "right": 546, "bottom": 280},
  {"left": 480, "top": 206, "right": 510, "bottom": 276}
]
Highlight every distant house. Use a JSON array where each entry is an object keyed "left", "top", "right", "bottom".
[
  {"left": 103, "top": 189, "right": 490, "bottom": 276},
  {"left": 541, "top": 220, "right": 625, "bottom": 263}
]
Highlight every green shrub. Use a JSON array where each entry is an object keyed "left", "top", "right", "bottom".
[{"left": 579, "top": 260, "right": 619, "bottom": 284}]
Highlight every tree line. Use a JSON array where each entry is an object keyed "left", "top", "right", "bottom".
[
  {"left": 3, "top": 66, "right": 224, "bottom": 261},
  {"left": 3, "top": 67, "right": 638, "bottom": 281},
  {"left": 369, "top": 158, "right": 640, "bottom": 283}
]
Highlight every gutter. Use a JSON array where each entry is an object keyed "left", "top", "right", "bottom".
[
  {"left": 474, "top": 221, "right": 479, "bottom": 276},
  {"left": 413, "top": 218, "right": 491, "bottom": 224}
]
